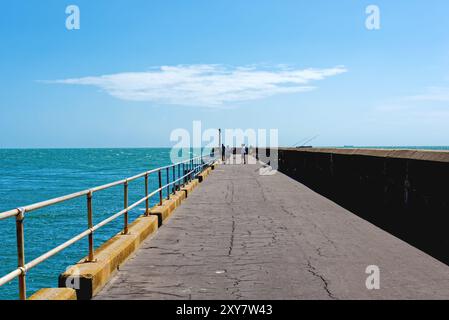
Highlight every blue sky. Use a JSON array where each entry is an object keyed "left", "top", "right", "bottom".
[{"left": 1, "top": 0, "right": 449, "bottom": 148}]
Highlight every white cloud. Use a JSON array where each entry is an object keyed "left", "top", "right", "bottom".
[{"left": 48, "top": 64, "right": 347, "bottom": 107}]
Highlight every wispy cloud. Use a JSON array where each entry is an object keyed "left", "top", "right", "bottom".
[
  {"left": 47, "top": 64, "right": 347, "bottom": 107},
  {"left": 405, "top": 86, "right": 449, "bottom": 102},
  {"left": 368, "top": 85, "right": 449, "bottom": 126}
]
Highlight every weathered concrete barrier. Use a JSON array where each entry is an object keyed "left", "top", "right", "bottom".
[
  {"left": 198, "top": 166, "right": 212, "bottom": 182},
  {"left": 29, "top": 288, "right": 77, "bottom": 300},
  {"left": 147, "top": 187, "right": 191, "bottom": 227},
  {"left": 263, "top": 147, "right": 449, "bottom": 266},
  {"left": 58, "top": 214, "right": 159, "bottom": 300},
  {"left": 181, "top": 178, "right": 199, "bottom": 197}
]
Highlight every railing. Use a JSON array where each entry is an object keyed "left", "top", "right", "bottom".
[{"left": 0, "top": 154, "right": 217, "bottom": 300}]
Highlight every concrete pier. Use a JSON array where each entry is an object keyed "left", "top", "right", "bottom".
[{"left": 95, "top": 159, "right": 449, "bottom": 300}]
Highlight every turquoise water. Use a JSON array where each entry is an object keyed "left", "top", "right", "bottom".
[{"left": 0, "top": 148, "right": 203, "bottom": 300}]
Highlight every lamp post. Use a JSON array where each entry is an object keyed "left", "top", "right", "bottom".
[{"left": 218, "top": 128, "right": 222, "bottom": 160}]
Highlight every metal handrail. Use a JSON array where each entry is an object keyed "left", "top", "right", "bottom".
[{"left": 0, "top": 154, "right": 217, "bottom": 300}]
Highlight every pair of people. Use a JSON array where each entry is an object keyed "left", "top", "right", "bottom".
[{"left": 221, "top": 144, "right": 249, "bottom": 164}]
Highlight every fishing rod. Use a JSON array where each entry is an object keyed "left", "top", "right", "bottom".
[
  {"left": 299, "top": 134, "right": 319, "bottom": 147},
  {"left": 291, "top": 134, "right": 319, "bottom": 147}
]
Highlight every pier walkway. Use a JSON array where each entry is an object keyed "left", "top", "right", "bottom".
[{"left": 96, "top": 159, "right": 449, "bottom": 299}]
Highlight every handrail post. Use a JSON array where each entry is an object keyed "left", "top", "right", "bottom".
[
  {"left": 172, "top": 166, "right": 176, "bottom": 195},
  {"left": 158, "top": 170, "right": 163, "bottom": 205},
  {"left": 182, "top": 163, "right": 186, "bottom": 186},
  {"left": 123, "top": 180, "right": 129, "bottom": 234},
  {"left": 166, "top": 167, "right": 170, "bottom": 200},
  {"left": 144, "top": 173, "right": 149, "bottom": 216},
  {"left": 187, "top": 160, "right": 190, "bottom": 182},
  {"left": 177, "top": 163, "right": 181, "bottom": 190},
  {"left": 16, "top": 208, "right": 26, "bottom": 300},
  {"left": 87, "top": 191, "right": 94, "bottom": 261}
]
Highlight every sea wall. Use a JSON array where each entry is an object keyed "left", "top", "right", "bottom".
[{"left": 259, "top": 148, "right": 449, "bottom": 265}]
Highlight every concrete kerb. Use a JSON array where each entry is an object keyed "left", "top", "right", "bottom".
[
  {"left": 147, "top": 168, "right": 211, "bottom": 226},
  {"left": 146, "top": 191, "right": 185, "bottom": 227},
  {"left": 29, "top": 288, "right": 77, "bottom": 300},
  {"left": 58, "top": 214, "right": 159, "bottom": 300}
]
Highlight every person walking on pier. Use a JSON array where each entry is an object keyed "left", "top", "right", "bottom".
[
  {"left": 225, "top": 145, "right": 231, "bottom": 164},
  {"left": 241, "top": 144, "right": 247, "bottom": 164},
  {"left": 221, "top": 144, "right": 225, "bottom": 162}
]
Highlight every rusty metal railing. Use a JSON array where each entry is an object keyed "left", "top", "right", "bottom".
[{"left": 0, "top": 154, "right": 216, "bottom": 300}]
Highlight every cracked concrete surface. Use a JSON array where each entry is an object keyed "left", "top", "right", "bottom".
[{"left": 95, "top": 160, "right": 449, "bottom": 300}]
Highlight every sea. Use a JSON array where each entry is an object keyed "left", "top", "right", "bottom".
[{"left": 0, "top": 146, "right": 447, "bottom": 299}]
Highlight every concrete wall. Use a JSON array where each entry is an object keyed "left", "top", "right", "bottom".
[{"left": 260, "top": 148, "right": 449, "bottom": 265}]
